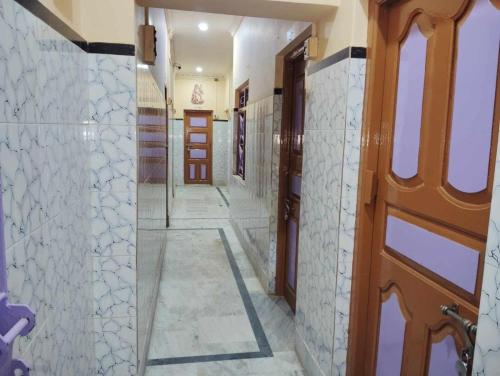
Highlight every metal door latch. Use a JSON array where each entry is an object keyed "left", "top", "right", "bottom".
[{"left": 441, "top": 304, "right": 477, "bottom": 375}]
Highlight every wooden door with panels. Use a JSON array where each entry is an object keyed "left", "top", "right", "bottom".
[
  {"left": 350, "top": 0, "right": 500, "bottom": 374},
  {"left": 278, "top": 48, "right": 306, "bottom": 312},
  {"left": 184, "top": 110, "right": 213, "bottom": 185}
]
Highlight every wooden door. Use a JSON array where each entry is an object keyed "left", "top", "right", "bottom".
[
  {"left": 184, "top": 110, "right": 213, "bottom": 185},
  {"left": 362, "top": 0, "right": 500, "bottom": 374},
  {"left": 280, "top": 50, "right": 306, "bottom": 311}
]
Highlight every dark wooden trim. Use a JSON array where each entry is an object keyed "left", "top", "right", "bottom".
[
  {"left": 275, "top": 28, "right": 311, "bottom": 300},
  {"left": 14, "top": 0, "right": 135, "bottom": 55},
  {"left": 87, "top": 42, "right": 135, "bottom": 56},
  {"left": 307, "top": 46, "right": 367, "bottom": 75},
  {"left": 346, "top": 1, "right": 389, "bottom": 375}
]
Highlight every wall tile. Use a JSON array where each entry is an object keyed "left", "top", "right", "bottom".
[
  {"left": 93, "top": 255, "right": 137, "bottom": 318},
  {"left": 88, "top": 54, "right": 136, "bottom": 126},
  {"left": 91, "top": 190, "right": 137, "bottom": 257},
  {"left": 89, "top": 124, "right": 137, "bottom": 192},
  {"left": 94, "top": 316, "right": 138, "bottom": 376}
]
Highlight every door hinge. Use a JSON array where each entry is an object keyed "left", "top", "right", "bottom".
[{"left": 362, "top": 170, "right": 378, "bottom": 206}]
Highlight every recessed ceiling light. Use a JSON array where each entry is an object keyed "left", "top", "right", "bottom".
[
  {"left": 198, "top": 22, "right": 208, "bottom": 31},
  {"left": 196, "top": 66, "right": 203, "bottom": 73}
]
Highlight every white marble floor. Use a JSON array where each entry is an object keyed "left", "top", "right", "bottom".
[{"left": 145, "top": 185, "right": 305, "bottom": 376}]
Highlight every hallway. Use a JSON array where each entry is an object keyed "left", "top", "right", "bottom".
[{"left": 145, "top": 186, "right": 303, "bottom": 375}]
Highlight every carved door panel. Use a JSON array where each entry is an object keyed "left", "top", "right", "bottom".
[{"left": 366, "top": 0, "right": 500, "bottom": 374}]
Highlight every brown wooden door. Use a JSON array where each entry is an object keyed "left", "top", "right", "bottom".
[
  {"left": 280, "top": 50, "right": 306, "bottom": 311},
  {"left": 184, "top": 110, "right": 213, "bottom": 184},
  {"left": 364, "top": 0, "right": 500, "bottom": 374}
]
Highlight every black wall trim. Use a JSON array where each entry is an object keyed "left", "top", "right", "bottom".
[
  {"left": 308, "top": 46, "right": 367, "bottom": 75},
  {"left": 15, "top": 0, "right": 86, "bottom": 47},
  {"left": 273, "top": 88, "right": 283, "bottom": 95},
  {"left": 14, "top": 0, "right": 135, "bottom": 55},
  {"left": 87, "top": 42, "right": 135, "bottom": 56}
]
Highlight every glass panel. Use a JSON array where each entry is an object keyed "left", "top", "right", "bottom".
[
  {"left": 190, "top": 117, "right": 207, "bottom": 128},
  {"left": 201, "top": 164, "right": 207, "bottom": 180},
  {"left": 428, "top": 335, "right": 460, "bottom": 376},
  {"left": 189, "top": 164, "right": 195, "bottom": 180},
  {"left": 376, "top": 293, "right": 406, "bottom": 376},
  {"left": 291, "top": 175, "right": 301, "bottom": 197},
  {"left": 140, "top": 147, "right": 165, "bottom": 158},
  {"left": 391, "top": 23, "right": 427, "bottom": 179},
  {"left": 386, "top": 215, "right": 479, "bottom": 293},
  {"left": 190, "top": 133, "right": 207, "bottom": 144},
  {"left": 447, "top": 0, "right": 500, "bottom": 193},
  {"left": 286, "top": 219, "right": 298, "bottom": 289},
  {"left": 190, "top": 149, "right": 207, "bottom": 159}
]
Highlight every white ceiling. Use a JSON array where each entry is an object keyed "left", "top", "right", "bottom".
[{"left": 168, "top": 10, "right": 242, "bottom": 78}]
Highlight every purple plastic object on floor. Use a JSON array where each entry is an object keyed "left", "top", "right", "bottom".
[{"left": 0, "top": 178, "right": 35, "bottom": 376}]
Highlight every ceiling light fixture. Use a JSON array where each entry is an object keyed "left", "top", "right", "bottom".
[
  {"left": 196, "top": 67, "right": 203, "bottom": 73},
  {"left": 137, "top": 64, "right": 149, "bottom": 70},
  {"left": 198, "top": 22, "right": 208, "bottom": 31}
]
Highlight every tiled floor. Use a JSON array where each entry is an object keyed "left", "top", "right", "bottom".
[{"left": 144, "top": 185, "right": 305, "bottom": 375}]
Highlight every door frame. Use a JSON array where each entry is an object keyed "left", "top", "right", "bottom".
[
  {"left": 183, "top": 109, "right": 213, "bottom": 185},
  {"left": 346, "top": 0, "right": 416, "bottom": 374},
  {"left": 275, "top": 27, "right": 312, "bottom": 300}
]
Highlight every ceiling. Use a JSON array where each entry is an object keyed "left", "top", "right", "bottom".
[
  {"left": 139, "top": 0, "right": 337, "bottom": 22},
  {"left": 168, "top": 10, "right": 242, "bottom": 78}
]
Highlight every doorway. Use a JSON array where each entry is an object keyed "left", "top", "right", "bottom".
[
  {"left": 183, "top": 110, "right": 213, "bottom": 185},
  {"left": 348, "top": 0, "right": 500, "bottom": 374},
  {"left": 276, "top": 46, "right": 307, "bottom": 312}
]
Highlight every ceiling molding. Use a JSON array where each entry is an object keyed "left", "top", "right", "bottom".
[{"left": 137, "top": 0, "right": 337, "bottom": 22}]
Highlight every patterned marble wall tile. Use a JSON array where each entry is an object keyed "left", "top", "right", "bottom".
[
  {"left": 304, "top": 59, "right": 349, "bottom": 131},
  {"left": 1, "top": 1, "right": 95, "bottom": 374},
  {"left": 473, "top": 135, "right": 500, "bottom": 374},
  {"left": 296, "top": 129, "right": 345, "bottom": 375},
  {"left": 93, "top": 255, "right": 137, "bottom": 318},
  {"left": 94, "top": 316, "right": 138, "bottom": 376},
  {"left": 88, "top": 54, "right": 136, "bottom": 126},
  {"left": 89, "top": 124, "right": 137, "bottom": 192},
  {"left": 332, "top": 58, "right": 366, "bottom": 374},
  {"left": 0, "top": 0, "right": 40, "bottom": 124},
  {"left": 473, "top": 263, "right": 500, "bottom": 375},
  {"left": 213, "top": 120, "right": 229, "bottom": 186},
  {"left": 90, "top": 190, "right": 137, "bottom": 257},
  {"left": 0, "top": 123, "right": 42, "bottom": 248},
  {"left": 230, "top": 97, "right": 278, "bottom": 292}
]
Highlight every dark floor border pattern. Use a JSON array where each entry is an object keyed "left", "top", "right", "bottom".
[{"left": 216, "top": 187, "right": 230, "bottom": 207}]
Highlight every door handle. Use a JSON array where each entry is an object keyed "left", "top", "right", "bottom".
[
  {"left": 440, "top": 304, "right": 477, "bottom": 375},
  {"left": 284, "top": 198, "right": 291, "bottom": 221}
]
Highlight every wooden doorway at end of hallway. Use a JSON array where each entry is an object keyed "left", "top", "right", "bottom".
[{"left": 183, "top": 110, "right": 213, "bottom": 185}]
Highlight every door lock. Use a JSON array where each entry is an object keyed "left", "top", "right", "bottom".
[
  {"left": 441, "top": 304, "right": 477, "bottom": 375},
  {"left": 284, "top": 198, "right": 291, "bottom": 221}
]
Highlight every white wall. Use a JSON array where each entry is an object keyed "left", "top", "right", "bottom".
[
  {"left": 174, "top": 75, "right": 229, "bottom": 120},
  {"left": 233, "top": 17, "right": 310, "bottom": 103}
]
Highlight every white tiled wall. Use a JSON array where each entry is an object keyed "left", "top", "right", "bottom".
[
  {"left": 295, "top": 56, "right": 366, "bottom": 376},
  {"left": 0, "top": 0, "right": 94, "bottom": 374},
  {"left": 88, "top": 53, "right": 138, "bottom": 376},
  {"left": 229, "top": 95, "right": 279, "bottom": 293}
]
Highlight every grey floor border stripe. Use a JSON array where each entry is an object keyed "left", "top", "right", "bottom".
[
  {"left": 147, "top": 227, "right": 273, "bottom": 368},
  {"left": 216, "top": 186, "right": 230, "bottom": 207}
]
